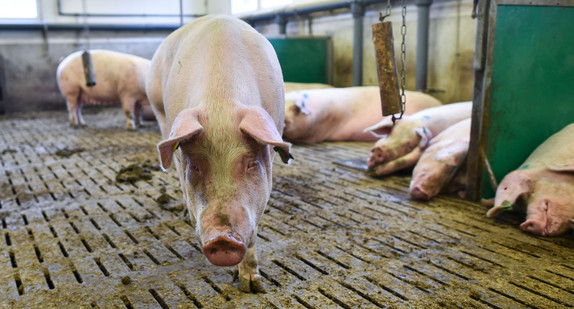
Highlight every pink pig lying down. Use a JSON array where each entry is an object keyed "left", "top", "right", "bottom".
[
  {"left": 364, "top": 101, "right": 472, "bottom": 177},
  {"left": 283, "top": 86, "right": 442, "bottom": 143},
  {"left": 56, "top": 49, "right": 151, "bottom": 130},
  {"left": 283, "top": 82, "right": 334, "bottom": 93},
  {"left": 486, "top": 123, "right": 574, "bottom": 236},
  {"left": 146, "top": 15, "right": 292, "bottom": 293},
  {"left": 409, "top": 118, "right": 471, "bottom": 201}
]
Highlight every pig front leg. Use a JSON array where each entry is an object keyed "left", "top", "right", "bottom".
[
  {"left": 121, "top": 95, "right": 137, "bottom": 130},
  {"left": 234, "top": 240, "right": 265, "bottom": 293}
]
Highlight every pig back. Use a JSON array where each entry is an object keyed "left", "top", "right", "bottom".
[
  {"left": 521, "top": 123, "right": 574, "bottom": 171},
  {"left": 149, "top": 15, "right": 285, "bottom": 133}
]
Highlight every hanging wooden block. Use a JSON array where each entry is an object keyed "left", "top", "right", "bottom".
[
  {"left": 82, "top": 50, "right": 96, "bottom": 87},
  {"left": 372, "top": 22, "right": 402, "bottom": 116}
]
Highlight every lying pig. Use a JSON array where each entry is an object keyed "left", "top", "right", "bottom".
[
  {"left": 56, "top": 49, "right": 151, "bottom": 130},
  {"left": 365, "top": 101, "right": 472, "bottom": 177},
  {"left": 284, "top": 82, "right": 334, "bottom": 93},
  {"left": 146, "top": 15, "right": 292, "bottom": 292},
  {"left": 409, "top": 118, "right": 471, "bottom": 200},
  {"left": 283, "top": 86, "right": 442, "bottom": 143},
  {"left": 486, "top": 123, "right": 574, "bottom": 236}
]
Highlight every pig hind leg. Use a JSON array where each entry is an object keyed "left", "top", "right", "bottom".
[
  {"left": 234, "top": 240, "right": 265, "bottom": 293},
  {"left": 64, "top": 90, "right": 85, "bottom": 128}
]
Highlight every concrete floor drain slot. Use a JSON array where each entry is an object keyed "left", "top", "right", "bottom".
[{"left": 1, "top": 109, "right": 573, "bottom": 307}]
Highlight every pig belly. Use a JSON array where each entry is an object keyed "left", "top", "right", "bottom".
[{"left": 79, "top": 86, "right": 121, "bottom": 105}]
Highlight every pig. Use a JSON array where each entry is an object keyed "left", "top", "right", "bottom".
[
  {"left": 486, "top": 123, "right": 574, "bottom": 236},
  {"left": 365, "top": 101, "right": 472, "bottom": 177},
  {"left": 56, "top": 49, "right": 151, "bottom": 130},
  {"left": 145, "top": 15, "right": 292, "bottom": 292},
  {"left": 284, "top": 82, "right": 334, "bottom": 93},
  {"left": 141, "top": 105, "right": 157, "bottom": 121},
  {"left": 409, "top": 118, "right": 471, "bottom": 200},
  {"left": 283, "top": 86, "right": 442, "bottom": 143}
]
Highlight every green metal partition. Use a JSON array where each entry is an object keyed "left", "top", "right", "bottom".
[
  {"left": 268, "top": 37, "right": 332, "bottom": 84},
  {"left": 467, "top": 1, "right": 574, "bottom": 199}
]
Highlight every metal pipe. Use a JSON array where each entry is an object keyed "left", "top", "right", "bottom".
[
  {"left": 242, "top": 0, "right": 386, "bottom": 24},
  {"left": 179, "top": 0, "right": 184, "bottom": 26},
  {"left": 0, "top": 23, "right": 179, "bottom": 31},
  {"left": 277, "top": 14, "right": 287, "bottom": 35},
  {"left": 415, "top": 0, "right": 432, "bottom": 91},
  {"left": 57, "top": 0, "right": 203, "bottom": 18},
  {"left": 351, "top": 1, "right": 365, "bottom": 86},
  {"left": 242, "top": 2, "right": 350, "bottom": 24}
]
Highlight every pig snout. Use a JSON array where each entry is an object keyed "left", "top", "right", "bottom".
[
  {"left": 409, "top": 184, "right": 431, "bottom": 201},
  {"left": 368, "top": 146, "right": 386, "bottom": 168},
  {"left": 202, "top": 232, "right": 247, "bottom": 266},
  {"left": 520, "top": 219, "right": 548, "bottom": 236}
]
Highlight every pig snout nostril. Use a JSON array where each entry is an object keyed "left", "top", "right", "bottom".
[
  {"left": 520, "top": 220, "right": 546, "bottom": 236},
  {"left": 202, "top": 235, "right": 246, "bottom": 267},
  {"left": 410, "top": 186, "right": 430, "bottom": 201}
]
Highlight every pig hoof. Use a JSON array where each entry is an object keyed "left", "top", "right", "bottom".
[{"left": 238, "top": 272, "right": 266, "bottom": 293}]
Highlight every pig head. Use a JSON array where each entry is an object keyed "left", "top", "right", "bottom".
[
  {"left": 157, "top": 106, "right": 291, "bottom": 264},
  {"left": 365, "top": 102, "right": 472, "bottom": 177},
  {"left": 283, "top": 91, "right": 313, "bottom": 142},
  {"left": 486, "top": 123, "right": 574, "bottom": 236},
  {"left": 146, "top": 15, "right": 292, "bottom": 292},
  {"left": 487, "top": 168, "right": 574, "bottom": 236},
  {"left": 409, "top": 118, "right": 471, "bottom": 200}
]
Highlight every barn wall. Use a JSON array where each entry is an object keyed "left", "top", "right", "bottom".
[{"left": 0, "top": 0, "right": 476, "bottom": 114}]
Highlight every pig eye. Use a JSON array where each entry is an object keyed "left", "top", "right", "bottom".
[
  {"left": 247, "top": 160, "right": 258, "bottom": 170},
  {"left": 190, "top": 164, "right": 200, "bottom": 173}
]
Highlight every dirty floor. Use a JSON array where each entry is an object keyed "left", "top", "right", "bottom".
[{"left": 1, "top": 108, "right": 573, "bottom": 308}]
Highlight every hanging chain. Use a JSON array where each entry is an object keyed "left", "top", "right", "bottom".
[
  {"left": 380, "top": 0, "right": 392, "bottom": 21},
  {"left": 82, "top": 0, "right": 90, "bottom": 50},
  {"left": 399, "top": 0, "right": 407, "bottom": 117},
  {"left": 391, "top": 0, "right": 408, "bottom": 124}
]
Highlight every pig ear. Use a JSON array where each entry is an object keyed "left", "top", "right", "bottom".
[
  {"left": 486, "top": 172, "right": 532, "bottom": 217},
  {"left": 414, "top": 126, "right": 433, "bottom": 148},
  {"left": 293, "top": 93, "right": 311, "bottom": 115},
  {"left": 486, "top": 200, "right": 514, "bottom": 218},
  {"left": 363, "top": 116, "right": 394, "bottom": 138},
  {"left": 239, "top": 106, "right": 293, "bottom": 164},
  {"left": 157, "top": 108, "right": 203, "bottom": 170},
  {"left": 545, "top": 160, "right": 574, "bottom": 172}
]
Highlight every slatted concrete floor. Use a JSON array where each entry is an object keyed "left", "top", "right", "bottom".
[{"left": 1, "top": 108, "right": 573, "bottom": 308}]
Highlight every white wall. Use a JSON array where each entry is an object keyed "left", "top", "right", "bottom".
[
  {"left": 0, "top": 0, "right": 477, "bottom": 114},
  {"left": 37, "top": 0, "right": 214, "bottom": 24},
  {"left": 248, "top": 0, "right": 477, "bottom": 104}
]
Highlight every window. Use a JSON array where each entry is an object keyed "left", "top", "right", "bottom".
[
  {"left": 232, "top": 0, "right": 293, "bottom": 14},
  {"left": 261, "top": 0, "right": 292, "bottom": 9},
  {"left": 0, "top": 0, "right": 38, "bottom": 19}
]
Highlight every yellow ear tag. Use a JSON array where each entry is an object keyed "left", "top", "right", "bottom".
[{"left": 172, "top": 141, "right": 180, "bottom": 153}]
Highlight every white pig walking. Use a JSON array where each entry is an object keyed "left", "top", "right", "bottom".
[
  {"left": 146, "top": 15, "right": 292, "bottom": 292},
  {"left": 56, "top": 49, "right": 151, "bottom": 129}
]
